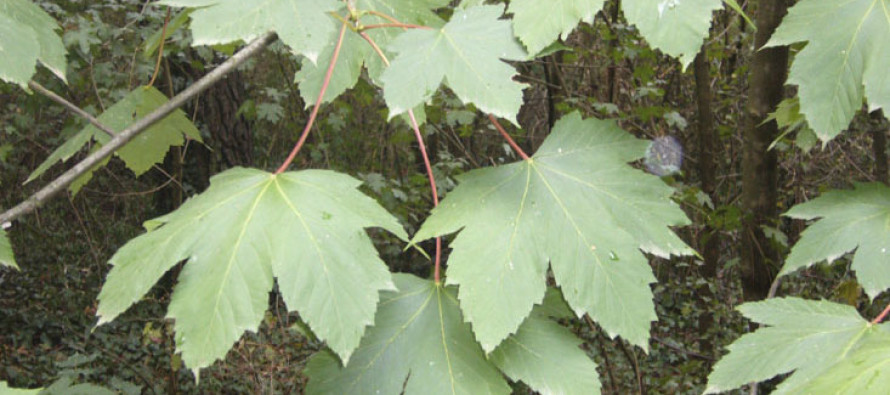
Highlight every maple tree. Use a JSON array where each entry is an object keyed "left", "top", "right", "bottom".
[{"left": 1, "top": 0, "right": 890, "bottom": 393}]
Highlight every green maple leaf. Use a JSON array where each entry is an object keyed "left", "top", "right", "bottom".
[
  {"left": 381, "top": 5, "right": 528, "bottom": 125},
  {"left": 781, "top": 183, "right": 890, "bottom": 299},
  {"left": 296, "top": 0, "right": 450, "bottom": 106},
  {"left": 0, "top": 229, "right": 17, "bottom": 270},
  {"left": 0, "top": 0, "right": 67, "bottom": 88},
  {"left": 794, "top": 332, "right": 890, "bottom": 394},
  {"left": 705, "top": 297, "right": 888, "bottom": 394},
  {"left": 304, "top": 273, "right": 511, "bottom": 395},
  {"left": 0, "top": 381, "right": 41, "bottom": 394},
  {"left": 507, "top": 0, "right": 604, "bottom": 56},
  {"left": 97, "top": 168, "right": 407, "bottom": 373},
  {"left": 622, "top": 0, "right": 724, "bottom": 69},
  {"left": 158, "top": 0, "right": 340, "bottom": 63},
  {"left": 765, "top": 0, "right": 890, "bottom": 141},
  {"left": 27, "top": 86, "right": 202, "bottom": 193},
  {"left": 490, "top": 288, "right": 601, "bottom": 395},
  {"left": 412, "top": 111, "right": 693, "bottom": 352}
]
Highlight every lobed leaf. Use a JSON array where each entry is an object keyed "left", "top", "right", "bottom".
[
  {"left": 296, "top": 0, "right": 450, "bottom": 107},
  {"left": 0, "top": 229, "right": 17, "bottom": 270},
  {"left": 26, "top": 87, "right": 201, "bottom": 193},
  {"left": 97, "top": 168, "right": 407, "bottom": 373},
  {"left": 159, "top": 0, "right": 340, "bottom": 64},
  {"left": 507, "top": 0, "right": 605, "bottom": 56},
  {"left": 705, "top": 297, "right": 886, "bottom": 394},
  {"left": 622, "top": 0, "right": 724, "bottom": 69},
  {"left": 490, "top": 289, "right": 601, "bottom": 395},
  {"left": 381, "top": 5, "right": 528, "bottom": 125},
  {"left": 413, "top": 111, "right": 693, "bottom": 352},
  {"left": 0, "top": 0, "right": 67, "bottom": 88},
  {"left": 794, "top": 332, "right": 890, "bottom": 394},
  {"left": 304, "top": 273, "right": 511, "bottom": 395},
  {"left": 782, "top": 183, "right": 890, "bottom": 299},
  {"left": 765, "top": 0, "right": 890, "bottom": 141}
]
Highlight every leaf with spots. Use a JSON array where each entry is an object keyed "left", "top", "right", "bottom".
[
  {"left": 781, "top": 182, "right": 890, "bottom": 299},
  {"left": 304, "top": 273, "right": 511, "bottom": 395},
  {"left": 97, "top": 168, "right": 407, "bottom": 374},
  {"left": 412, "top": 111, "right": 693, "bottom": 353}
]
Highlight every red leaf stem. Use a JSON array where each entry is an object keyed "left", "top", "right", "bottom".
[
  {"left": 487, "top": 114, "right": 530, "bottom": 160},
  {"left": 274, "top": 22, "right": 348, "bottom": 174},
  {"left": 362, "top": 23, "right": 432, "bottom": 31},
  {"left": 872, "top": 302, "right": 890, "bottom": 324},
  {"left": 359, "top": 30, "right": 442, "bottom": 283}
]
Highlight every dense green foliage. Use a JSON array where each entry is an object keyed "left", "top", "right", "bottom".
[{"left": 2, "top": 0, "right": 890, "bottom": 393}]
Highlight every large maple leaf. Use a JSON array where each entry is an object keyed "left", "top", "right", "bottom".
[
  {"left": 158, "top": 0, "right": 340, "bottom": 64},
  {"left": 296, "top": 0, "right": 450, "bottom": 106},
  {"left": 97, "top": 168, "right": 407, "bottom": 373},
  {"left": 381, "top": 4, "right": 528, "bottom": 125},
  {"left": 0, "top": 0, "right": 66, "bottom": 88},
  {"left": 705, "top": 297, "right": 890, "bottom": 394},
  {"left": 781, "top": 182, "right": 890, "bottom": 299},
  {"left": 765, "top": 0, "right": 890, "bottom": 141},
  {"left": 412, "top": 111, "right": 693, "bottom": 352}
]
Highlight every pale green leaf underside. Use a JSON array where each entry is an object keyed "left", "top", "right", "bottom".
[
  {"left": 0, "top": 0, "right": 67, "bottom": 87},
  {"left": 782, "top": 183, "right": 890, "bottom": 299},
  {"left": 766, "top": 0, "right": 890, "bottom": 141},
  {"left": 381, "top": 5, "right": 528, "bottom": 125},
  {"left": 27, "top": 86, "right": 201, "bottom": 191},
  {"left": 159, "top": 0, "right": 340, "bottom": 64},
  {"left": 622, "top": 0, "right": 724, "bottom": 69},
  {"left": 490, "top": 292, "right": 601, "bottom": 395},
  {"left": 705, "top": 297, "right": 882, "bottom": 394},
  {"left": 97, "top": 168, "right": 406, "bottom": 372},
  {"left": 304, "top": 273, "right": 510, "bottom": 395},
  {"left": 413, "top": 111, "right": 693, "bottom": 352},
  {"left": 508, "top": 0, "right": 605, "bottom": 56},
  {"left": 0, "top": 229, "right": 17, "bottom": 270},
  {"left": 296, "top": 0, "right": 449, "bottom": 106}
]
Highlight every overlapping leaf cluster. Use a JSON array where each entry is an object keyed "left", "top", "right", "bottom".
[{"left": 0, "top": 0, "right": 66, "bottom": 88}]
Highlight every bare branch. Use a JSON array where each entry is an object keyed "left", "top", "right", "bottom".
[
  {"left": 0, "top": 32, "right": 277, "bottom": 226},
  {"left": 28, "top": 81, "right": 116, "bottom": 137}
]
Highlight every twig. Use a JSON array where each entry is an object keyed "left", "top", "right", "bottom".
[
  {"left": 28, "top": 81, "right": 116, "bottom": 137},
  {"left": 0, "top": 32, "right": 277, "bottom": 226}
]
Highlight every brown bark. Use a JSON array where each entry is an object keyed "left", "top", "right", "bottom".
[
  {"left": 741, "top": 0, "right": 789, "bottom": 301},
  {"left": 872, "top": 110, "right": 888, "bottom": 184}
]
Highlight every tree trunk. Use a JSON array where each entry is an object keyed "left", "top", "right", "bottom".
[
  {"left": 741, "top": 0, "right": 789, "bottom": 301},
  {"left": 871, "top": 110, "right": 888, "bottom": 184}
]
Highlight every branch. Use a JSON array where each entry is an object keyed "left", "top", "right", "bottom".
[
  {"left": 28, "top": 81, "right": 116, "bottom": 137},
  {"left": 0, "top": 32, "right": 277, "bottom": 226}
]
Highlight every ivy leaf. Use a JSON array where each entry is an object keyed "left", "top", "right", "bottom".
[
  {"left": 381, "top": 5, "right": 528, "bottom": 125},
  {"left": 794, "top": 332, "right": 890, "bottom": 394},
  {"left": 26, "top": 86, "right": 201, "bottom": 191},
  {"left": 765, "top": 0, "right": 890, "bottom": 141},
  {"left": 0, "top": 229, "right": 17, "bottom": 270},
  {"left": 507, "top": 0, "right": 605, "bottom": 56},
  {"left": 296, "top": 0, "right": 450, "bottom": 106},
  {"left": 781, "top": 183, "right": 890, "bottom": 299},
  {"left": 97, "top": 168, "right": 406, "bottom": 373},
  {"left": 0, "top": 0, "right": 67, "bottom": 88},
  {"left": 304, "top": 273, "right": 511, "bottom": 395},
  {"left": 622, "top": 0, "right": 724, "bottom": 69},
  {"left": 158, "top": 0, "right": 339, "bottom": 63},
  {"left": 412, "top": 111, "right": 693, "bottom": 352},
  {"left": 490, "top": 288, "right": 601, "bottom": 395},
  {"left": 705, "top": 297, "right": 886, "bottom": 394}
]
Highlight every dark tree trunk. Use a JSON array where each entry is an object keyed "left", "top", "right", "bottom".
[
  {"left": 872, "top": 110, "right": 888, "bottom": 184},
  {"left": 693, "top": 47, "right": 718, "bottom": 359},
  {"left": 606, "top": 0, "right": 622, "bottom": 103},
  {"left": 741, "top": 0, "right": 789, "bottom": 301}
]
